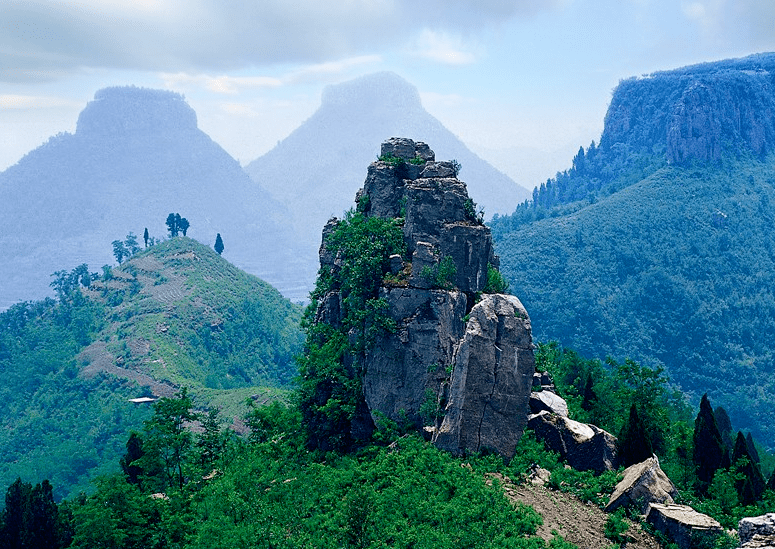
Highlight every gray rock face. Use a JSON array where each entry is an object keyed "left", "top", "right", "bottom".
[
  {"left": 527, "top": 411, "right": 619, "bottom": 474},
  {"left": 645, "top": 504, "right": 722, "bottom": 549},
  {"left": 433, "top": 294, "right": 534, "bottom": 459},
  {"left": 317, "top": 138, "right": 534, "bottom": 458},
  {"left": 739, "top": 513, "right": 775, "bottom": 549},
  {"left": 605, "top": 456, "right": 678, "bottom": 514}
]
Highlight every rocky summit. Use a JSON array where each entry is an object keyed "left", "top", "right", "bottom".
[{"left": 315, "top": 137, "right": 534, "bottom": 458}]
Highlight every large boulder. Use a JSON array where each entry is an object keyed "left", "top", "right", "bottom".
[
  {"left": 528, "top": 411, "right": 619, "bottom": 474},
  {"left": 645, "top": 504, "right": 722, "bottom": 549},
  {"left": 529, "top": 390, "right": 569, "bottom": 417},
  {"left": 433, "top": 294, "right": 534, "bottom": 459},
  {"left": 605, "top": 456, "right": 678, "bottom": 513},
  {"left": 739, "top": 513, "right": 775, "bottom": 549}
]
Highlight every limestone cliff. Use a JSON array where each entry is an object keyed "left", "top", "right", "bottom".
[
  {"left": 602, "top": 52, "right": 775, "bottom": 164},
  {"left": 313, "top": 138, "right": 533, "bottom": 458}
]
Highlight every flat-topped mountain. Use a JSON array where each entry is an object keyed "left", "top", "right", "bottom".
[
  {"left": 0, "top": 86, "right": 310, "bottom": 309},
  {"left": 491, "top": 53, "right": 775, "bottom": 446}
]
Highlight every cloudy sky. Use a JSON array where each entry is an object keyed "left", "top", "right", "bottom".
[{"left": 2, "top": 0, "right": 774, "bottom": 188}]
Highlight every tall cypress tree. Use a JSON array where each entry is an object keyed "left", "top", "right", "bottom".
[
  {"left": 581, "top": 373, "right": 597, "bottom": 412},
  {"left": 693, "top": 394, "right": 724, "bottom": 494},
  {"left": 714, "top": 406, "right": 733, "bottom": 451},
  {"left": 732, "top": 431, "right": 765, "bottom": 505},
  {"left": 619, "top": 403, "right": 653, "bottom": 467}
]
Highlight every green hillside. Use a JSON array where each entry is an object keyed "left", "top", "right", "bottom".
[
  {"left": 0, "top": 237, "right": 303, "bottom": 499},
  {"left": 493, "top": 153, "right": 775, "bottom": 446}
]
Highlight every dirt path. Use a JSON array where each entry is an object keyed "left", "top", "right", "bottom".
[{"left": 495, "top": 475, "right": 662, "bottom": 549}]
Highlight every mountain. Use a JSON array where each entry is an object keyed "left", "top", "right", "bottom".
[
  {"left": 245, "top": 72, "right": 530, "bottom": 291},
  {"left": 490, "top": 52, "right": 775, "bottom": 446},
  {"left": 0, "top": 86, "right": 310, "bottom": 309},
  {"left": 0, "top": 237, "right": 303, "bottom": 499}
]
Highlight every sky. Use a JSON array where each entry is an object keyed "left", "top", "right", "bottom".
[{"left": 2, "top": 0, "right": 775, "bottom": 190}]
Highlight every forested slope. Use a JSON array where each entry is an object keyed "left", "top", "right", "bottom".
[
  {"left": 492, "top": 53, "right": 775, "bottom": 446},
  {"left": 0, "top": 237, "right": 303, "bottom": 499}
]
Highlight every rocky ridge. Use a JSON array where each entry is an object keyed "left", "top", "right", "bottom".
[{"left": 315, "top": 138, "right": 533, "bottom": 458}]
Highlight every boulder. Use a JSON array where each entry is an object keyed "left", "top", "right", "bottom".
[
  {"left": 645, "top": 504, "right": 722, "bottom": 549},
  {"left": 528, "top": 411, "right": 619, "bottom": 474},
  {"left": 739, "top": 513, "right": 775, "bottom": 549},
  {"left": 433, "top": 294, "right": 534, "bottom": 459},
  {"left": 529, "top": 390, "right": 569, "bottom": 417},
  {"left": 605, "top": 456, "right": 678, "bottom": 513}
]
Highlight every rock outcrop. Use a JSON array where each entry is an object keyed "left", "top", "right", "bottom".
[
  {"left": 605, "top": 456, "right": 678, "bottom": 513},
  {"left": 529, "top": 390, "right": 569, "bottom": 418},
  {"left": 527, "top": 411, "right": 619, "bottom": 474},
  {"left": 316, "top": 138, "right": 534, "bottom": 459},
  {"left": 645, "top": 504, "right": 722, "bottom": 549},
  {"left": 739, "top": 513, "right": 775, "bottom": 549}
]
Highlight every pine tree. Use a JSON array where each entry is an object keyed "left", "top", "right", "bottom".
[
  {"left": 179, "top": 217, "right": 190, "bottom": 236},
  {"left": 745, "top": 432, "right": 761, "bottom": 465},
  {"left": 619, "top": 403, "right": 653, "bottom": 467},
  {"left": 581, "top": 373, "right": 596, "bottom": 411},
  {"left": 692, "top": 394, "right": 724, "bottom": 494},
  {"left": 143, "top": 227, "right": 149, "bottom": 248},
  {"left": 732, "top": 431, "right": 765, "bottom": 504},
  {"left": 214, "top": 233, "right": 224, "bottom": 255},
  {"left": 714, "top": 406, "right": 733, "bottom": 451},
  {"left": 120, "top": 432, "right": 145, "bottom": 486}
]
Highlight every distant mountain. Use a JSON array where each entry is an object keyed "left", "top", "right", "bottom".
[
  {"left": 491, "top": 52, "right": 775, "bottom": 446},
  {"left": 0, "top": 86, "right": 311, "bottom": 309},
  {"left": 0, "top": 237, "right": 303, "bottom": 499},
  {"left": 245, "top": 72, "right": 530, "bottom": 284}
]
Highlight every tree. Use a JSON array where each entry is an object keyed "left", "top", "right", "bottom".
[
  {"left": 714, "top": 406, "right": 733, "bottom": 451},
  {"left": 693, "top": 394, "right": 724, "bottom": 494},
  {"left": 138, "top": 388, "right": 197, "bottom": 491},
  {"left": 143, "top": 227, "right": 149, "bottom": 248},
  {"left": 581, "top": 373, "right": 596, "bottom": 411},
  {"left": 732, "top": 431, "right": 765, "bottom": 504},
  {"left": 196, "top": 408, "right": 225, "bottom": 470},
  {"left": 0, "top": 478, "right": 61, "bottom": 549},
  {"left": 618, "top": 403, "right": 653, "bottom": 467},
  {"left": 214, "top": 233, "right": 224, "bottom": 255},
  {"left": 120, "top": 432, "right": 145, "bottom": 486},
  {"left": 179, "top": 217, "right": 190, "bottom": 236},
  {"left": 166, "top": 213, "right": 179, "bottom": 237},
  {"left": 124, "top": 232, "right": 140, "bottom": 256},
  {"left": 112, "top": 239, "right": 128, "bottom": 264}
]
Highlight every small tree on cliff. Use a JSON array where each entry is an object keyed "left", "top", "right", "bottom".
[{"left": 214, "top": 233, "right": 224, "bottom": 255}]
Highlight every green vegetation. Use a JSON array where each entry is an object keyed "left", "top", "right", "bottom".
[
  {"left": 299, "top": 210, "right": 405, "bottom": 452},
  {"left": 492, "top": 154, "right": 775, "bottom": 445},
  {"left": 165, "top": 213, "right": 190, "bottom": 237},
  {"left": 533, "top": 342, "right": 775, "bottom": 529},
  {"left": 0, "top": 237, "right": 303, "bottom": 500},
  {"left": 3, "top": 392, "right": 591, "bottom": 549},
  {"left": 420, "top": 255, "right": 457, "bottom": 290}
]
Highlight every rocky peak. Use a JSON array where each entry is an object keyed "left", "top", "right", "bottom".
[
  {"left": 316, "top": 138, "right": 533, "bottom": 458},
  {"left": 76, "top": 86, "right": 198, "bottom": 137}
]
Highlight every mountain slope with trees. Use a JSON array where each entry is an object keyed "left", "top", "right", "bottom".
[
  {"left": 0, "top": 86, "right": 310, "bottom": 309},
  {"left": 491, "top": 52, "right": 775, "bottom": 446},
  {"left": 0, "top": 236, "right": 303, "bottom": 499}
]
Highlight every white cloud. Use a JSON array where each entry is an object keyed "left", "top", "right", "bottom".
[
  {"left": 0, "top": 94, "right": 82, "bottom": 109},
  {"left": 409, "top": 30, "right": 478, "bottom": 65},
  {"left": 0, "top": 0, "right": 562, "bottom": 83},
  {"left": 681, "top": 2, "right": 707, "bottom": 20}
]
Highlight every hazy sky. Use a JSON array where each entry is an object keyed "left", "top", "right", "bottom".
[{"left": 2, "top": 0, "right": 774, "bottom": 188}]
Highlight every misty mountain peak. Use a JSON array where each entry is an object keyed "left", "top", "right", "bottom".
[
  {"left": 76, "top": 86, "right": 198, "bottom": 137},
  {"left": 320, "top": 72, "right": 422, "bottom": 114}
]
